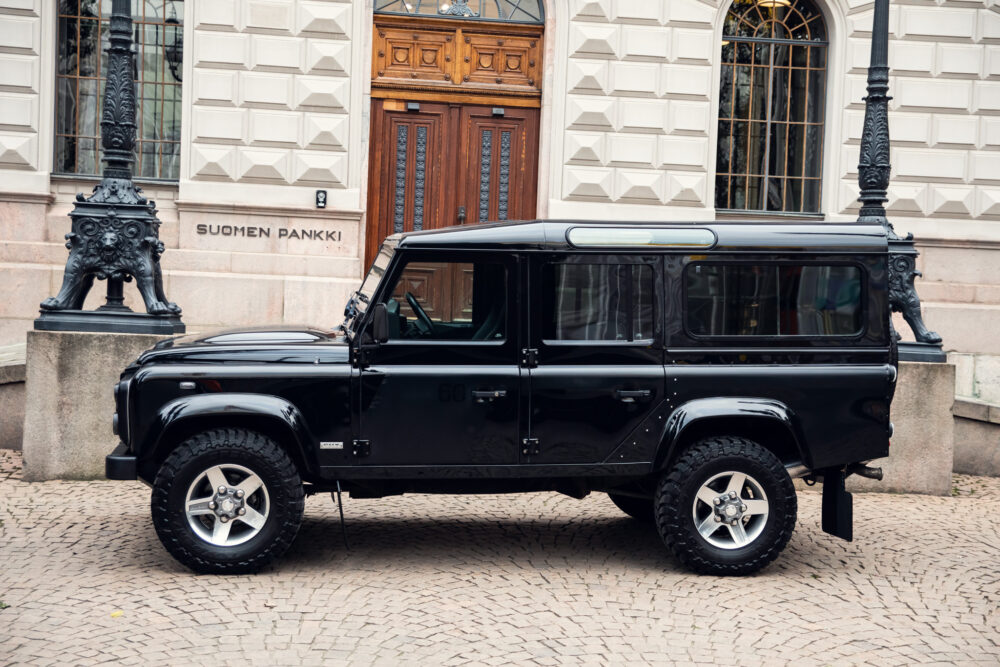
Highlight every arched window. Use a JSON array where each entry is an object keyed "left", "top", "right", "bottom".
[
  {"left": 715, "top": 0, "right": 828, "bottom": 213},
  {"left": 374, "top": 0, "right": 543, "bottom": 24}
]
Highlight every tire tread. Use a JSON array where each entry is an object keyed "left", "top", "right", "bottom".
[
  {"left": 151, "top": 428, "right": 304, "bottom": 574},
  {"left": 654, "top": 435, "right": 796, "bottom": 576}
]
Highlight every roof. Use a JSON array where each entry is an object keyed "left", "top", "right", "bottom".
[{"left": 395, "top": 220, "right": 888, "bottom": 253}]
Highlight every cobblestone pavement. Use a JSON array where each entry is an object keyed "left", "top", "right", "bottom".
[{"left": 1, "top": 450, "right": 998, "bottom": 666}]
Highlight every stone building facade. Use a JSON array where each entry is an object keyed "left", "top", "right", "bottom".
[{"left": 1, "top": 0, "right": 999, "bottom": 398}]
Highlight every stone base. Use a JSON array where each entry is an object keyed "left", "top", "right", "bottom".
[
  {"left": 0, "top": 343, "right": 26, "bottom": 451},
  {"left": 952, "top": 398, "right": 1000, "bottom": 477},
  {"left": 849, "top": 361, "right": 955, "bottom": 496},
  {"left": 21, "top": 330, "right": 168, "bottom": 481}
]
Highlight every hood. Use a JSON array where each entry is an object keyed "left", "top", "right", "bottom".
[
  {"left": 154, "top": 325, "right": 341, "bottom": 349},
  {"left": 135, "top": 325, "right": 350, "bottom": 366}
]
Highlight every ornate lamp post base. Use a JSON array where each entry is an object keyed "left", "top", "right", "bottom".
[{"left": 35, "top": 309, "right": 185, "bottom": 335}]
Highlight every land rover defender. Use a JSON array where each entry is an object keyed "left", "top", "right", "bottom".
[{"left": 106, "top": 221, "right": 894, "bottom": 575}]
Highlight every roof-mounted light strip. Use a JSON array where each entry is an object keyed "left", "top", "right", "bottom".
[{"left": 567, "top": 227, "right": 716, "bottom": 249}]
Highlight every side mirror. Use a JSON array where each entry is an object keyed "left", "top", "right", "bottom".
[{"left": 371, "top": 303, "right": 389, "bottom": 344}]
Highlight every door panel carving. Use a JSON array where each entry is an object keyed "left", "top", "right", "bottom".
[
  {"left": 458, "top": 106, "right": 539, "bottom": 224},
  {"left": 461, "top": 32, "right": 539, "bottom": 89},
  {"left": 372, "top": 16, "right": 542, "bottom": 102},
  {"left": 366, "top": 101, "right": 451, "bottom": 265},
  {"left": 374, "top": 26, "right": 457, "bottom": 84}
]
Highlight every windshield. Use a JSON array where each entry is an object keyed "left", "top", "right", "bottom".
[{"left": 343, "top": 238, "right": 397, "bottom": 335}]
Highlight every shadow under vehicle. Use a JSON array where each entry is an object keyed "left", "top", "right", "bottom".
[{"left": 106, "top": 220, "right": 894, "bottom": 575}]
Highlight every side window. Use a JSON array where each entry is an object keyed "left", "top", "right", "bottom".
[
  {"left": 383, "top": 261, "right": 506, "bottom": 341},
  {"left": 542, "top": 263, "right": 654, "bottom": 342},
  {"left": 686, "top": 264, "right": 863, "bottom": 337}
]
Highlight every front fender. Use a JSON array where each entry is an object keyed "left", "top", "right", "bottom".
[
  {"left": 654, "top": 397, "right": 805, "bottom": 471},
  {"left": 138, "top": 393, "right": 317, "bottom": 480}
]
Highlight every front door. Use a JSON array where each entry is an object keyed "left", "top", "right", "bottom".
[
  {"left": 366, "top": 101, "right": 539, "bottom": 266},
  {"left": 365, "top": 12, "right": 544, "bottom": 268},
  {"left": 525, "top": 255, "right": 666, "bottom": 464},
  {"left": 359, "top": 252, "right": 520, "bottom": 466}
]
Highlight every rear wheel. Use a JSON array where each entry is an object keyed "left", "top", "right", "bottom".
[
  {"left": 607, "top": 492, "right": 655, "bottom": 523},
  {"left": 151, "top": 428, "right": 304, "bottom": 574},
  {"left": 654, "top": 436, "right": 796, "bottom": 576}
]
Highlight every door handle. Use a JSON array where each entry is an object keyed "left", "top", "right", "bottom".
[
  {"left": 457, "top": 205, "right": 466, "bottom": 224},
  {"left": 472, "top": 389, "right": 507, "bottom": 403},
  {"left": 614, "top": 389, "right": 652, "bottom": 403}
]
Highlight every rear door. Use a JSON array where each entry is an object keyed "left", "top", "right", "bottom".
[{"left": 524, "top": 254, "right": 665, "bottom": 464}]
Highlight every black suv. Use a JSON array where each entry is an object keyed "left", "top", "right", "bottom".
[{"left": 107, "top": 221, "right": 894, "bottom": 575}]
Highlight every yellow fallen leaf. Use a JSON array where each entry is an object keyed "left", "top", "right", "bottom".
[{"left": 111, "top": 610, "right": 123, "bottom": 618}]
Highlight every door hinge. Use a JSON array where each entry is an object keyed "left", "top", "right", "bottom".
[
  {"left": 352, "top": 346, "right": 370, "bottom": 369},
  {"left": 521, "top": 437, "right": 540, "bottom": 456},
  {"left": 520, "top": 348, "right": 538, "bottom": 368},
  {"left": 352, "top": 439, "right": 371, "bottom": 457}
]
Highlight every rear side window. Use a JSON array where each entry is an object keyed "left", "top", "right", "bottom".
[
  {"left": 685, "top": 264, "right": 863, "bottom": 337},
  {"left": 543, "top": 263, "right": 654, "bottom": 341}
]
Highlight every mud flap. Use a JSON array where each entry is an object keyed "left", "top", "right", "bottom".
[{"left": 821, "top": 469, "right": 853, "bottom": 542}]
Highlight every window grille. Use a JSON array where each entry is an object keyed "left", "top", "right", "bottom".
[
  {"left": 55, "top": 0, "right": 183, "bottom": 180},
  {"left": 715, "top": 0, "right": 828, "bottom": 213}
]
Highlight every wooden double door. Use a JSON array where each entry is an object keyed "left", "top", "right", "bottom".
[{"left": 366, "top": 99, "right": 539, "bottom": 267}]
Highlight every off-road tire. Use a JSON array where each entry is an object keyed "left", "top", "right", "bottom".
[
  {"left": 151, "top": 428, "right": 304, "bottom": 574},
  {"left": 607, "top": 493, "right": 655, "bottom": 523},
  {"left": 654, "top": 436, "right": 796, "bottom": 576}
]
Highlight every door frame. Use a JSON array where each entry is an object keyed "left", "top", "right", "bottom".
[{"left": 361, "top": 9, "right": 553, "bottom": 271}]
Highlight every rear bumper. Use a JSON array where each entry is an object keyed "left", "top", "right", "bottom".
[{"left": 106, "top": 441, "right": 137, "bottom": 480}]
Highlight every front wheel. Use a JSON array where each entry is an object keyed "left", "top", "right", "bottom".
[
  {"left": 151, "top": 428, "right": 305, "bottom": 574},
  {"left": 654, "top": 436, "right": 796, "bottom": 576}
]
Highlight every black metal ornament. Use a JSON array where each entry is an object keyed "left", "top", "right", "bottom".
[
  {"left": 36, "top": 0, "right": 183, "bottom": 335},
  {"left": 857, "top": 0, "right": 942, "bottom": 361}
]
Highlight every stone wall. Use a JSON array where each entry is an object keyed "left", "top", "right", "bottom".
[
  {"left": 547, "top": 0, "right": 716, "bottom": 219},
  {"left": 0, "top": 0, "right": 52, "bottom": 195}
]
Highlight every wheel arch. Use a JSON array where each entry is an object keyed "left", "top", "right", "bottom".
[
  {"left": 137, "top": 394, "right": 318, "bottom": 483},
  {"left": 654, "top": 397, "right": 807, "bottom": 473}
]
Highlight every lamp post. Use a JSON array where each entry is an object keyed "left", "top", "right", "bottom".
[
  {"left": 857, "top": 0, "right": 943, "bottom": 361},
  {"left": 36, "top": 0, "right": 183, "bottom": 335}
]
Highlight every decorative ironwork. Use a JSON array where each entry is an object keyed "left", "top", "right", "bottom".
[
  {"left": 393, "top": 124, "right": 408, "bottom": 234},
  {"left": 856, "top": 0, "right": 942, "bottom": 355},
  {"left": 414, "top": 126, "right": 427, "bottom": 231},
  {"left": 715, "top": 0, "right": 827, "bottom": 213},
  {"left": 857, "top": 0, "right": 891, "bottom": 230},
  {"left": 36, "top": 0, "right": 183, "bottom": 335},
  {"left": 498, "top": 131, "right": 511, "bottom": 221},
  {"left": 374, "top": 0, "right": 543, "bottom": 24},
  {"left": 478, "top": 130, "right": 492, "bottom": 222},
  {"left": 55, "top": 0, "right": 184, "bottom": 179},
  {"left": 442, "top": 0, "right": 477, "bottom": 17}
]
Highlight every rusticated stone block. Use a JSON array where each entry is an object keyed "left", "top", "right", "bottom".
[
  {"left": 849, "top": 361, "right": 955, "bottom": 496},
  {"left": 21, "top": 330, "right": 168, "bottom": 480}
]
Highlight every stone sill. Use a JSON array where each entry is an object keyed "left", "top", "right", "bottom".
[
  {"left": 0, "top": 343, "right": 26, "bottom": 384},
  {"left": 51, "top": 173, "right": 179, "bottom": 190},
  {"left": 953, "top": 397, "right": 1000, "bottom": 425}
]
